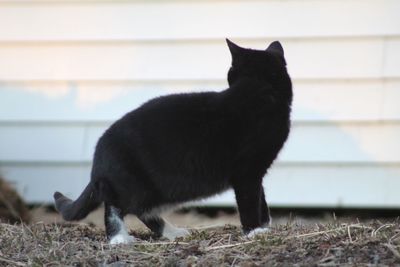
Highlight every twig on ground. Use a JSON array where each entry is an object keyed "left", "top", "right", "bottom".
[
  {"left": 135, "top": 241, "right": 189, "bottom": 246},
  {"left": 372, "top": 224, "right": 395, "bottom": 237},
  {"left": 290, "top": 223, "right": 374, "bottom": 240},
  {"left": 204, "top": 240, "right": 256, "bottom": 251},
  {"left": 347, "top": 225, "right": 353, "bottom": 243}
]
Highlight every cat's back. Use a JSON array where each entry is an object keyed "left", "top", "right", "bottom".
[
  {"left": 137, "top": 91, "right": 221, "bottom": 118},
  {"left": 97, "top": 91, "right": 224, "bottom": 149}
]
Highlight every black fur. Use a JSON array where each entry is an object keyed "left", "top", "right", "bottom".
[
  {"left": 54, "top": 39, "right": 292, "bottom": 237},
  {"left": 54, "top": 183, "right": 101, "bottom": 221}
]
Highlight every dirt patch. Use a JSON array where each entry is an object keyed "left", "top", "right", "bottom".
[{"left": 1, "top": 219, "right": 399, "bottom": 266}]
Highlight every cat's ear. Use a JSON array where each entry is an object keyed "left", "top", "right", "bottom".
[
  {"left": 226, "top": 39, "right": 244, "bottom": 60},
  {"left": 266, "top": 41, "right": 284, "bottom": 56}
]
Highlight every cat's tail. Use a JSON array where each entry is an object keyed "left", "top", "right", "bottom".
[{"left": 53, "top": 182, "right": 102, "bottom": 221}]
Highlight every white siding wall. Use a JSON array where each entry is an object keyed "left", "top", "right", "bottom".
[{"left": 0, "top": 0, "right": 399, "bottom": 207}]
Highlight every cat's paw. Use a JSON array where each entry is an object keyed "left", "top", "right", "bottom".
[
  {"left": 162, "top": 224, "right": 190, "bottom": 240},
  {"left": 245, "top": 227, "right": 270, "bottom": 239},
  {"left": 109, "top": 234, "right": 135, "bottom": 245}
]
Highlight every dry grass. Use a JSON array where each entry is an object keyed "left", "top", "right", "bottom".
[
  {"left": 0, "top": 177, "right": 30, "bottom": 224},
  {"left": 0, "top": 219, "right": 399, "bottom": 266}
]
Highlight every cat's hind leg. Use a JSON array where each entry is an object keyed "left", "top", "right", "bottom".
[
  {"left": 105, "top": 204, "right": 135, "bottom": 245},
  {"left": 161, "top": 219, "right": 190, "bottom": 240},
  {"left": 139, "top": 215, "right": 189, "bottom": 240}
]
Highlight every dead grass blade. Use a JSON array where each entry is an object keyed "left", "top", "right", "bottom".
[
  {"left": 384, "top": 244, "right": 400, "bottom": 259},
  {"left": 204, "top": 240, "right": 256, "bottom": 251},
  {"left": 0, "top": 256, "right": 26, "bottom": 266}
]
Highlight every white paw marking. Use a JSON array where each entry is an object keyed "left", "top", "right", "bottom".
[
  {"left": 107, "top": 206, "right": 135, "bottom": 245},
  {"left": 109, "top": 233, "right": 135, "bottom": 245},
  {"left": 246, "top": 227, "right": 270, "bottom": 239},
  {"left": 162, "top": 222, "right": 190, "bottom": 240}
]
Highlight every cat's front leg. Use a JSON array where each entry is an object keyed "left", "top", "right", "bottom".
[
  {"left": 245, "top": 186, "right": 272, "bottom": 238},
  {"left": 232, "top": 177, "right": 264, "bottom": 235},
  {"left": 244, "top": 187, "right": 272, "bottom": 238}
]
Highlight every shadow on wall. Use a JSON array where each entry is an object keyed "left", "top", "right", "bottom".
[{"left": 0, "top": 83, "right": 399, "bottom": 208}]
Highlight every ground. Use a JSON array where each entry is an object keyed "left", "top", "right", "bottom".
[
  {"left": 0, "top": 208, "right": 399, "bottom": 266},
  {"left": 0, "top": 177, "right": 30, "bottom": 224}
]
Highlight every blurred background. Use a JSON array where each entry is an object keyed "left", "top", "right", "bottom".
[{"left": 0, "top": 0, "right": 399, "bottom": 225}]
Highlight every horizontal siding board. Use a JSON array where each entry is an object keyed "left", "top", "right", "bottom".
[
  {"left": 1, "top": 79, "right": 400, "bottom": 122},
  {"left": 0, "top": 0, "right": 399, "bottom": 41},
  {"left": 384, "top": 39, "right": 400, "bottom": 77},
  {"left": 1, "top": 123, "right": 399, "bottom": 163},
  {"left": 3, "top": 163, "right": 400, "bottom": 206},
  {"left": 0, "top": 82, "right": 168, "bottom": 122},
  {"left": 382, "top": 80, "right": 400, "bottom": 120},
  {"left": 0, "top": 125, "right": 88, "bottom": 161},
  {"left": 0, "top": 38, "right": 398, "bottom": 80},
  {"left": 280, "top": 123, "right": 400, "bottom": 163},
  {"left": 293, "top": 79, "right": 388, "bottom": 122},
  {"left": 0, "top": 42, "right": 228, "bottom": 80},
  {"left": 207, "top": 164, "right": 400, "bottom": 208}
]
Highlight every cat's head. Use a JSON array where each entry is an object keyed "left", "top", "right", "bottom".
[{"left": 226, "top": 39, "right": 291, "bottom": 90}]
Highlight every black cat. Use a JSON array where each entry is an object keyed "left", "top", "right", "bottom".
[{"left": 54, "top": 39, "right": 292, "bottom": 244}]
